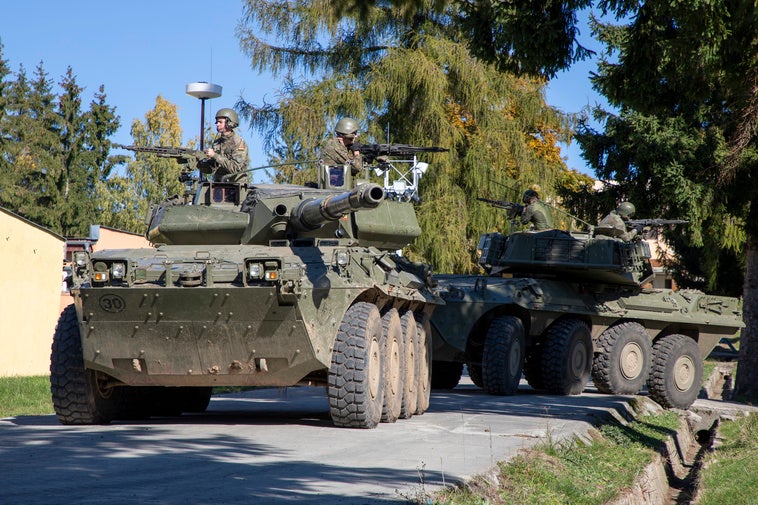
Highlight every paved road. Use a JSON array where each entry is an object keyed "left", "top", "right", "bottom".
[{"left": 0, "top": 379, "right": 654, "bottom": 505}]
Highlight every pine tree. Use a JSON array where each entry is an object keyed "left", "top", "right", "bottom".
[{"left": 236, "top": 0, "right": 572, "bottom": 273}]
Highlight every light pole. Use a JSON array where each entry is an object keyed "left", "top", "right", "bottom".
[{"left": 185, "top": 82, "right": 222, "bottom": 151}]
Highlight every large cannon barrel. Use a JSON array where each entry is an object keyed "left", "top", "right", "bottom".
[{"left": 293, "top": 183, "right": 385, "bottom": 231}]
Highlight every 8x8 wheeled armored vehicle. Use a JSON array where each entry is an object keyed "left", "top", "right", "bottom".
[
  {"left": 430, "top": 229, "right": 743, "bottom": 409},
  {"left": 51, "top": 154, "right": 441, "bottom": 429}
]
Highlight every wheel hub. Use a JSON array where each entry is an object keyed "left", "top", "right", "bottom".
[
  {"left": 368, "top": 337, "right": 381, "bottom": 400},
  {"left": 619, "top": 342, "right": 644, "bottom": 380},
  {"left": 673, "top": 355, "right": 696, "bottom": 392}
]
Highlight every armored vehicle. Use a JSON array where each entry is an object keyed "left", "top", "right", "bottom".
[
  {"left": 51, "top": 148, "right": 442, "bottom": 429},
  {"left": 430, "top": 228, "right": 743, "bottom": 410}
]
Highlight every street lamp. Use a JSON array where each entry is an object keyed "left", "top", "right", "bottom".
[{"left": 185, "top": 82, "right": 222, "bottom": 151}]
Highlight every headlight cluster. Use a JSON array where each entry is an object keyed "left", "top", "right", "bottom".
[
  {"left": 247, "top": 260, "right": 279, "bottom": 282},
  {"left": 92, "top": 261, "right": 127, "bottom": 284}
]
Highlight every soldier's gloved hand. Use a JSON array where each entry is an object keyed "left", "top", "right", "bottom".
[{"left": 376, "top": 155, "right": 389, "bottom": 164}]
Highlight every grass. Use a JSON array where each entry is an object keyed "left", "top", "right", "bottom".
[
  {"left": 434, "top": 410, "right": 681, "bottom": 505},
  {"left": 0, "top": 375, "right": 53, "bottom": 417},
  {"left": 697, "top": 413, "right": 758, "bottom": 505}
]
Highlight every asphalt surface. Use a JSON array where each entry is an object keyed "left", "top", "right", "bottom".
[{"left": 0, "top": 378, "right": 697, "bottom": 505}]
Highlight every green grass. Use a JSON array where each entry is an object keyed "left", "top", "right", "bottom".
[
  {"left": 434, "top": 410, "right": 681, "bottom": 505},
  {"left": 697, "top": 413, "right": 758, "bottom": 505},
  {"left": 0, "top": 375, "right": 53, "bottom": 417}
]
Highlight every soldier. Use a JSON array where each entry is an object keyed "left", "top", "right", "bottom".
[
  {"left": 597, "top": 201, "right": 638, "bottom": 241},
  {"left": 198, "top": 108, "right": 250, "bottom": 183},
  {"left": 519, "top": 189, "right": 554, "bottom": 231},
  {"left": 320, "top": 117, "right": 364, "bottom": 176}
]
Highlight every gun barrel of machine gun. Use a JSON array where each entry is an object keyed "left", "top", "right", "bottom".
[
  {"left": 628, "top": 219, "right": 689, "bottom": 233},
  {"left": 476, "top": 197, "right": 522, "bottom": 211},
  {"left": 352, "top": 143, "right": 449, "bottom": 163}
]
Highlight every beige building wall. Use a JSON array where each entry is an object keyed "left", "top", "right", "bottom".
[{"left": 0, "top": 209, "right": 65, "bottom": 376}]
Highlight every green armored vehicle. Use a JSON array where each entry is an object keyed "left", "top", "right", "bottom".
[
  {"left": 51, "top": 150, "right": 442, "bottom": 429},
  {"left": 430, "top": 228, "right": 743, "bottom": 410}
]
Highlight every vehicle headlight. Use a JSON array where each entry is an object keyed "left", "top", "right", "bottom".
[
  {"left": 336, "top": 250, "right": 349, "bottom": 267},
  {"left": 74, "top": 251, "right": 88, "bottom": 267},
  {"left": 248, "top": 262, "right": 263, "bottom": 280},
  {"left": 111, "top": 262, "right": 125, "bottom": 279}
]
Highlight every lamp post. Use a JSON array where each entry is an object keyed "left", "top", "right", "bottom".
[{"left": 185, "top": 82, "right": 222, "bottom": 151}]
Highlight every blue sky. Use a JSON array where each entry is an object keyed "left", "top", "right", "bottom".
[{"left": 2, "top": 2, "right": 607, "bottom": 180}]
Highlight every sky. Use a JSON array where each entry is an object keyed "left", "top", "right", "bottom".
[{"left": 1, "top": 1, "right": 608, "bottom": 182}]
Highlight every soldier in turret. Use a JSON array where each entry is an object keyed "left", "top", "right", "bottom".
[
  {"left": 198, "top": 108, "right": 250, "bottom": 183},
  {"left": 320, "top": 117, "right": 364, "bottom": 176},
  {"left": 519, "top": 189, "right": 554, "bottom": 231},
  {"left": 597, "top": 201, "right": 638, "bottom": 241}
]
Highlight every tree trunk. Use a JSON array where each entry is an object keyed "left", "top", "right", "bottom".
[{"left": 734, "top": 235, "right": 758, "bottom": 401}]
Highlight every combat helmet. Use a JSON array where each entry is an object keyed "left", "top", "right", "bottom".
[
  {"left": 617, "top": 201, "right": 635, "bottom": 217},
  {"left": 522, "top": 189, "right": 539, "bottom": 203},
  {"left": 335, "top": 117, "right": 359, "bottom": 136},
  {"left": 215, "top": 108, "right": 239, "bottom": 129}
]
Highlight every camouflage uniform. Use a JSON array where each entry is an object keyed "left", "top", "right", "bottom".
[
  {"left": 521, "top": 199, "right": 554, "bottom": 230},
  {"left": 598, "top": 210, "right": 638, "bottom": 241},
  {"left": 321, "top": 137, "right": 363, "bottom": 175},
  {"left": 199, "top": 131, "right": 250, "bottom": 182}
]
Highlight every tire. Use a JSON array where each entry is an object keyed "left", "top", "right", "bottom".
[
  {"left": 415, "top": 313, "right": 432, "bottom": 415},
  {"left": 467, "top": 363, "right": 483, "bottom": 388},
  {"left": 523, "top": 342, "right": 546, "bottom": 391},
  {"left": 482, "top": 316, "right": 526, "bottom": 395},
  {"left": 380, "top": 309, "right": 403, "bottom": 423},
  {"left": 542, "top": 319, "right": 592, "bottom": 395},
  {"left": 328, "top": 302, "right": 385, "bottom": 428},
  {"left": 647, "top": 334, "right": 703, "bottom": 409},
  {"left": 177, "top": 387, "right": 213, "bottom": 413},
  {"left": 50, "top": 304, "right": 123, "bottom": 425},
  {"left": 592, "top": 322, "right": 651, "bottom": 395},
  {"left": 431, "top": 361, "right": 464, "bottom": 389},
  {"left": 399, "top": 310, "right": 418, "bottom": 419}
]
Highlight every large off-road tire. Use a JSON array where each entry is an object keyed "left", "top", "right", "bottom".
[
  {"left": 647, "top": 334, "right": 703, "bottom": 409},
  {"left": 50, "top": 304, "right": 123, "bottom": 425},
  {"left": 328, "top": 302, "right": 385, "bottom": 428},
  {"left": 592, "top": 322, "right": 652, "bottom": 395},
  {"left": 399, "top": 310, "right": 418, "bottom": 419},
  {"left": 467, "top": 363, "right": 483, "bottom": 388},
  {"left": 177, "top": 387, "right": 213, "bottom": 413},
  {"left": 431, "top": 361, "right": 464, "bottom": 389},
  {"left": 380, "top": 309, "right": 403, "bottom": 423},
  {"left": 415, "top": 313, "right": 432, "bottom": 415},
  {"left": 482, "top": 316, "right": 526, "bottom": 396},
  {"left": 542, "top": 319, "right": 592, "bottom": 395},
  {"left": 523, "top": 343, "right": 546, "bottom": 391}
]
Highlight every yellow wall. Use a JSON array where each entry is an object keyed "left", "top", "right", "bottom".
[{"left": 0, "top": 209, "right": 64, "bottom": 376}]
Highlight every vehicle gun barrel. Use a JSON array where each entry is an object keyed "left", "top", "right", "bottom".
[{"left": 294, "top": 183, "right": 385, "bottom": 231}]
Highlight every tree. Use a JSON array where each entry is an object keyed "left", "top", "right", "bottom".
[
  {"left": 97, "top": 96, "right": 185, "bottom": 234},
  {"left": 235, "top": 0, "right": 573, "bottom": 273},
  {"left": 574, "top": 1, "right": 758, "bottom": 400},
  {"left": 0, "top": 51, "right": 120, "bottom": 236}
]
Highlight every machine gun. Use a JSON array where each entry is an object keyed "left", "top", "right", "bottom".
[
  {"left": 477, "top": 197, "right": 523, "bottom": 219},
  {"left": 628, "top": 219, "right": 689, "bottom": 237},
  {"left": 114, "top": 143, "right": 205, "bottom": 170},
  {"left": 352, "top": 143, "right": 449, "bottom": 164}
]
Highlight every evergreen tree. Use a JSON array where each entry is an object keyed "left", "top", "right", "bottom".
[
  {"left": 236, "top": 0, "right": 572, "bottom": 273},
  {"left": 97, "top": 96, "right": 185, "bottom": 233}
]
